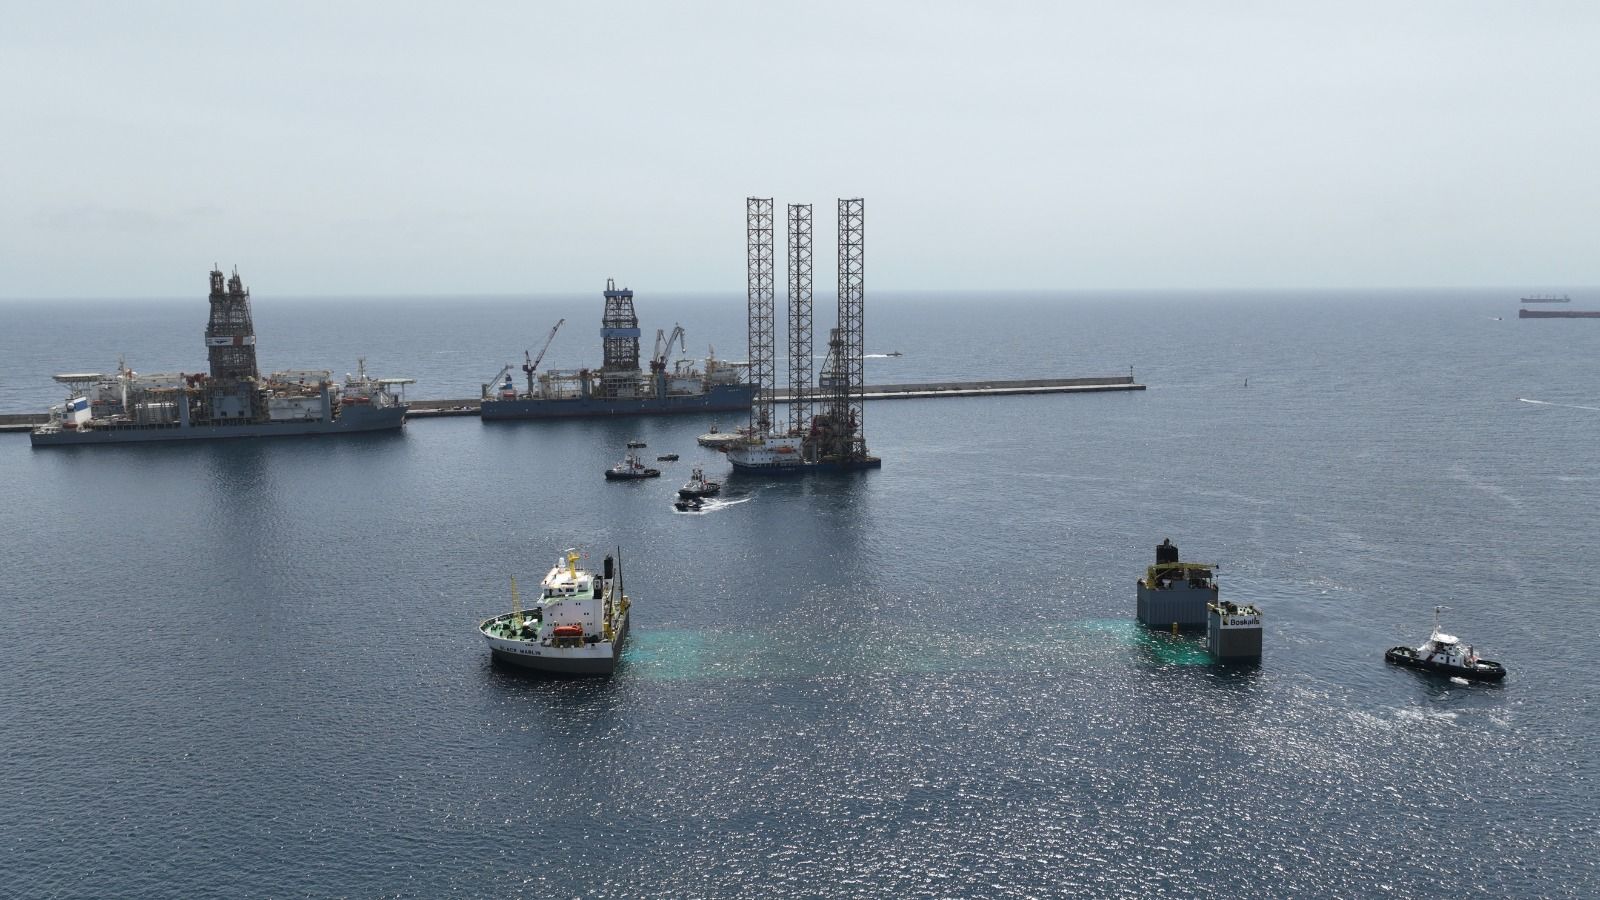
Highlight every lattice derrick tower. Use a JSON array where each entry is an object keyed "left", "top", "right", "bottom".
[
  {"left": 599, "top": 278, "right": 641, "bottom": 375},
  {"left": 746, "top": 197, "right": 776, "bottom": 432},
  {"left": 786, "top": 203, "right": 814, "bottom": 436},
  {"left": 205, "top": 266, "right": 260, "bottom": 384},
  {"left": 825, "top": 198, "right": 866, "bottom": 459}
]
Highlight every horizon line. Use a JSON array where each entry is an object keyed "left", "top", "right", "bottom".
[{"left": 0, "top": 284, "right": 1586, "bottom": 303}]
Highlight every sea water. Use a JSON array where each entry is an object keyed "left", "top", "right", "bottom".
[{"left": 0, "top": 289, "right": 1596, "bottom": 897}]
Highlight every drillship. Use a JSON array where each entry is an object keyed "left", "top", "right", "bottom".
[
  {"left": 479, "top": 279, "right": 756, "bottom": 420},
  {"left": 31, "top": 267, "right": 413, "bottom": 446}
]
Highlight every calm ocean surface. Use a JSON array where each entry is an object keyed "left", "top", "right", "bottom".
[{"left": 1, "top": 288, "right": 1597, "bottom": 898}]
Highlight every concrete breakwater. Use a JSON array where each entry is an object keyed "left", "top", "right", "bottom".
[
  {"left": 0, "top": 376, "right": 1143, "bottom": 432},
  {"left": 407, "top": 375, "right": 1143, "bottom": 417}
]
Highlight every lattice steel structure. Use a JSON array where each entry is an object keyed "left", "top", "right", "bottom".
[
  {"left": 205, "top": 266, "right": 260, "bottom": 383},
  {"left": 746, "top": 197, "right": 776, "bottom": 432},
  {"left": 826, "top": 198, "right": 866, "bottom": 458},
  {"left": 599, "top": 278, "right": 641, "bottom": 376},
  {"left": 786, "top": 203, "right": 814, "bottom": 435}
]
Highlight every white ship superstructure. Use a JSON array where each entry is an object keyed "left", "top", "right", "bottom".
[{"left": 479, "top": 550, "right": 631, "bottom": 676}]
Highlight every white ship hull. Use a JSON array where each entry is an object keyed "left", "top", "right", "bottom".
[{"left": 482, "top": 610, "right": 629, "bottom": 676}]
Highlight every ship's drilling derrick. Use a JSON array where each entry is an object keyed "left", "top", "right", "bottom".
[
  {"left": 786, "top": 203, "right": 814, "bottom": 436},
  {"left": 598, "top": 278, "right": 642, "bottom": 398},
  {"left": 811, "top": 198, "right": 869, "bottom": 462},
  {"left": 746, "top": 197, "right": 776, "bottom": 433},
  {"left": 204, "top": 266, "right": 261, "bottom": 420}
]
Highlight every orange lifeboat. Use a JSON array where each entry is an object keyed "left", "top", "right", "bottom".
[{"left": 552, "top": 624, "right": 583, "bottom": 638}]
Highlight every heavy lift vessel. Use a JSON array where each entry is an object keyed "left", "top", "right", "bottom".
[{"left": 480, "top": 280, "right": 755, "bottom": 420}]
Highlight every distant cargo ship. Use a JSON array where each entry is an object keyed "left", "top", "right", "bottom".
[
  {"left": 480, "top": 279, "right": 756, "bottom": 420},
  {"left": 31, "top": 267, "right": 412, "bottom": 446},
  {"left": 1518, "top": 309, "right": 1600, "bottom": 318},
  {"left": 1520, "top": 294, "right": 1571, "bottom": 303}
]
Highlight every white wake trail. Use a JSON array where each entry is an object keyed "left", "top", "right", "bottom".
[{"left": 1519, "top": 398, "right": 1600, "bottom": 412}]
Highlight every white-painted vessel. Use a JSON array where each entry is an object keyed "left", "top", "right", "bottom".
[{"left": 479, "top": 549, "right": 631, "bottom": 676}]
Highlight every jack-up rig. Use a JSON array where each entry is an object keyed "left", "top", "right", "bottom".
[{"left": 726, "top": 197, "right": 881, "bottom": 472}]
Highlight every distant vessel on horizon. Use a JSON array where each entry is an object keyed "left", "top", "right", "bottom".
[
  {"left": 1518, "top": 308, "right": 1600, "bottom": 319},
  {"left": 1520, "top": 294, "right": 1571, "bottom": 303}
]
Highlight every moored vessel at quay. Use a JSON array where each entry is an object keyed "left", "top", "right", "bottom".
[
  {"left": 480, "top": 279, "right": 756, "bottom": 420},
  {"left": 480, "top": 549, "right": 631, "bottom": 676},
  {"left": 30, "top": 267, "right": 412, "bottom": 446}
]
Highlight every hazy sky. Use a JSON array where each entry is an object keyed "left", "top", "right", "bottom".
[{"left": 4, "top": 1, "right": 1598, "bottom": 298}]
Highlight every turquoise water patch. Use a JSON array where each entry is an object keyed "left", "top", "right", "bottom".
[
  {"left": 620, "top": 618, "right": 1215, "bottom": 681},
  {"left": 621, "top": 629, "right": 763, "bottom": 681},
  {"left": 1072, "top": 618, "right": 1214, "bottom": 666}
]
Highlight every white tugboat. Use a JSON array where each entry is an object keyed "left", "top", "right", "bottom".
[
  {"left": 479, "top": 549, "right": 631, "bottom": 676},
  {"left": 677, "top": 465, "right": 721, "bottom": 499},
  {"left": 604, "top": 452, "right": 660, "bottom": 480},
  {"left": 1385, "top": 606, "right": 1506, "bottom": 682}
]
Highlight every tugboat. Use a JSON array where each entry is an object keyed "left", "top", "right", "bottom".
[
  {"left": 1385, "top": 606, "right": 1507, "bottom": 682},
  {"left": 672, "top": 496, "right": 705, "bottom": 512},
  {"left": 479, "top": 549, "right": 631, "bottom": 676},
  {"left": 677, "top": 465, "right": 722, "bottom": 498},
  {"left": 604, "top": 452, "right": 661, "bottom": 480},
  {"left": 656, "top": 453, "right": 679, "bottom": 462}
]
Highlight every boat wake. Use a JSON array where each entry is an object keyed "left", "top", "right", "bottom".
[
  {"left": 1519, "top": 398, "right": 1600, "bottom": 412},
  {"left": 675, "top": 496, "right": 753, "bottom": 514}
]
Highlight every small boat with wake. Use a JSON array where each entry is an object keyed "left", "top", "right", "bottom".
[
  {"left": 1385, "top": 606, "right": 1506, "bottom": 682},
  {"left": 673, "top": 496, "right": 705, "bottom": 512},
  {"left": 677, "top": 465, "right": 721, "bottom": 498},
  {"left": 605, "top": 452, "right": 660, "bottom": 480},
  {"left": 479, "top": 548, "right": 631, "bottom": 676},
  {"left": 626, "top": 439, "right": 647, "bottom": 448},
  {"left": 656, "top": 453, "right": 679, "bottom": 462}
]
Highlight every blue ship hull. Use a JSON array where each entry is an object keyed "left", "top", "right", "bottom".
[
  {"left": 481, "top": 384, "right": 756, "bottom": 420},
  {"left": 30, "top": 405, "right": 406, "bottom": 446}
]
